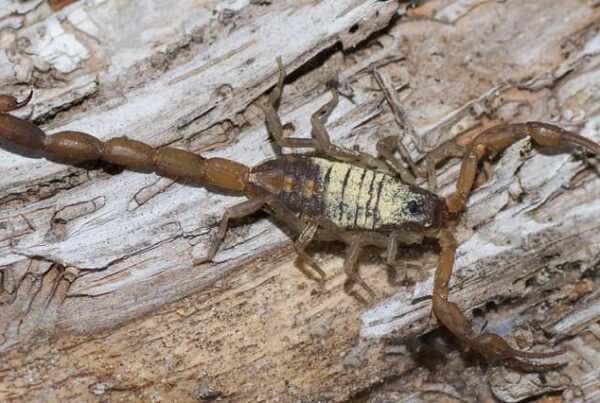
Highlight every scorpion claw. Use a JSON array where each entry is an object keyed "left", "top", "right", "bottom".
[
  {"left": 433, "top": 296, "right": 564, "bottom": 370},
  {"left": 466, "top": 332, "right": 565, "bottom": 371}
]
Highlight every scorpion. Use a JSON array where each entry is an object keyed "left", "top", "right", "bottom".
[{"left": 1, "top": 58, "right": 599, "bottom": 370}]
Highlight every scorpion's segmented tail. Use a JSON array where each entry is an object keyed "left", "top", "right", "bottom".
[{"left": 0, "top": 93, "right": 249, "bottom": 194}]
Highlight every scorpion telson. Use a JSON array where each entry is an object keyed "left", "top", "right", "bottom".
[{"left": 2, "top": 57, "right": 600, "bottom": 370}]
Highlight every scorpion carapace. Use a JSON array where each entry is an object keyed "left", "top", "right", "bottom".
[{"left": 2, "top": 58, "right": 599, "bottom": 370}]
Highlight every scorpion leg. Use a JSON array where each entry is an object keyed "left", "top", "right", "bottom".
[
  {"left": 309, "top": 89, "right": 390, "bottom": 172},
  {"left": 433, "top": 230, "right": 564, "bottom": 369},
  {"left": 385, "top": 231, "right": 400, "bottom": 266},
  {"left": 342, "top": 234, "right": 378, "bottom": 298},
  {"left": 293, "top": 220, "right": 327, "bottom": 282},
  {"left": 290, "top": 216, "right": 382, "bottom": 297},
  {"left": 384, "top": 231, "right": 424, "bottom": 265},
  {"left": 376, "top": 136, "right": 416, "bottom": 184},
  {"left": 260, "top": 58, "right": 331, "bottom": 151},
  {"left": 373, "top": 69, "right": 419, "bottom": 183},
  {"left": 260, "top": 56, "right": 290, "bottom": 154},
  {"left": 446, "top": 122, "right": 600, "bottom": 213},
  {"left": 373, "top": 69, "right": 463, "bottom": 192},
  {"left": 384, "top": 231, "right": 427, "bottom": 285},
  {"left": 378, "top": 135, "right": 466, "bottom": 192},
  {"left": 261, "top": 58, "right": 391, "bottom": 172},
  {"left": 260, "top": 57, "right": 325, "bottom": 152},
  {"left": 422, "top": 141, "right": 465, "bottom": 193},
  {"left": 194, "top": 196, "right": 269, "bottom": 265}
]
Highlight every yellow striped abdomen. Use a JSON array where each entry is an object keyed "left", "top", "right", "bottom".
[{"left": 250, "top": 156, "right": 442, "bottom": 232}]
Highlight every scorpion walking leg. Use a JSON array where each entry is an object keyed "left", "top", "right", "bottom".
[
  {"left": 383, "top": 230, "right": 424, "bottom": 265},
  {"left": 422, "top": 141, "right": 465, "bottom": 193},
  {"left": 309, "top": 90, "right": 390, "bottom": 171},
  {"left": 376, "top": 136, "right": 416, "bottom": 184},
  {"left": 261, "top": 58, "right": 331, "bottom": 152},
  {"left": 261, "top": 58, "right": 391, "bottom": 172},
  {"left": 293, "top": 220, "right": 327, "bottom": 282},
  {"left": 260, "top": 57, "right": 324, "bottom": 152},
  {"left": 343, "top": 235, "right": 376, "bottom": 298},
  {"left": 373, "top": 68, "right": 466, "bottom": 191},
  {"left": 446, "top": 122, "right": 600, "bottom": 213},
  {"left": 376, "top": 134, "right": 464, "bottom": 193},
  {"left": 195, "top": 196, "right": 269, "bottom": 265},
  {"left": 260, "top": 57, "right": 288, "bottom": 154},
  {"left": 376, "top": 136, "right": 440, "bottom": 192},
  {"left": 385, "top": 231, "right": 400, "bottom": 266},
  {"left": 432, "top": 228, "right": 563, "bottom": 369},
  {"left": 373, "top": 69, "right": 419, "bottom": 183},
  {"left": 267, "top": 203, "right": 337, "bottom": 283},
  {"left": 384, "top": 231, "right": 426, "bottom": 284},
  {"left": 383, "top": 232, "right": 402, "bottom": 286}
]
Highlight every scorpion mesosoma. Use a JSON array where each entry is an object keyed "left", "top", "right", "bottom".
[{"left": 1, "top": 58, "right": 599, "bottom": 370}]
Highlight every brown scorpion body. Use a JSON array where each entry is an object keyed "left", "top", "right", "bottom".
[{"left": 2, "top": 58, "right": 599, "bottom": 370}]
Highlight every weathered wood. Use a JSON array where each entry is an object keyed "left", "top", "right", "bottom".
[{"left": 0, "top": 0, "right": 599, "bottom": 401}]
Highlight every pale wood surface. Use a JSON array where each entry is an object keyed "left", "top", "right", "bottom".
[{"left": 0, "top": 0, "right": 599, "bottom": 401}]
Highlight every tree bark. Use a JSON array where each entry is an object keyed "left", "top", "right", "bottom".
[{"left": 0, "top": 0, "right": 599, "bottom": 401}]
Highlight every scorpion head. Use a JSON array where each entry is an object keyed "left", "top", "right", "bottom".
[{"left": 400, "top": 189, "right": 448, "bottom": 231}]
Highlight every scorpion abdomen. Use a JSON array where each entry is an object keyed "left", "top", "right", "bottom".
[{"left": 250, "top": 155, "right": 441, "bottom": 232}]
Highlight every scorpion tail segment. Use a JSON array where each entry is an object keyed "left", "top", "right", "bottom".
[
  {"left": 506, "top": 358, "right": 565, "bottom": 372},
  {"left": 0, "top": 113, "right": 249, "bottom": 193},
  {"left": 0, "top": 91, "right": 33, "bottom": 112},
  {"left": 0, "top": 112, "right": 46, "bottom": 150}
]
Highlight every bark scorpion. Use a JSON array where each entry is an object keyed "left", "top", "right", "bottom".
[{"left": 2, "top": 58, "right": 599, "bottom": 370}]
